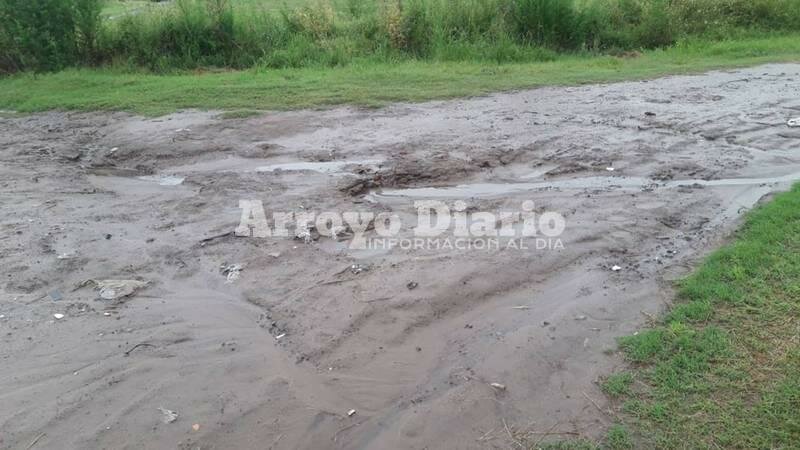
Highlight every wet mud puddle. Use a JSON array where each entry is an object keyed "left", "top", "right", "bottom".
[{"left": 1, "top": 64, "right": 800, "bottom": 449}]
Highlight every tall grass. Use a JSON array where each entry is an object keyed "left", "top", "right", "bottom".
[{"left": 1, "top": 0, "right": 799, "bottom": 74}]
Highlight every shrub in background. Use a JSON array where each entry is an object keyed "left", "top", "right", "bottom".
[
  {"left": 2, "top": 0, "right": 800, "bottom": 74},
  {"left": 510, "top": 0, "right": 578, "bottom": 48},
  {"left": 74, "top": 0, "right": 104, "bottom": 61},
  {"left": 1, "top": 0, "right": 78, "bottom": 72}
]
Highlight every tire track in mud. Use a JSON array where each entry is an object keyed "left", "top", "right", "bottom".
[{"left": 1, "top": 64, "right": 799, "bottom": 449}]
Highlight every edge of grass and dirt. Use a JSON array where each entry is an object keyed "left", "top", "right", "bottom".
[
  {"left": 0, "top": 34, "right": 799, "bottom": 116},
  {"left": 536, "top": 184, "right": 800, "bottom": 449}
]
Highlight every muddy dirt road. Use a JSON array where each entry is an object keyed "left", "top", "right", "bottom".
[{"left": 1, "top": 64, "right": 799, "bottom": 449}]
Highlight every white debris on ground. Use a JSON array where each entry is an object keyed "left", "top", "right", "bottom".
[
  {"left": 91, "top": 279, "right": 149, "bottom": 301},
  {"left": 157, "top": 407, "right": 178, "bottom": 424},
  {"left": 221, "top": 264, "right": 243, "bottom": 283}
]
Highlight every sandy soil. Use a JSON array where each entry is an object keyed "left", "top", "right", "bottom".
[{"left": 1, "top": 64, "right": 800, "bottom": 450}]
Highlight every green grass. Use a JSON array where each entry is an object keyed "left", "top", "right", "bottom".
[
  {"left": 603, "top": 183, "right": 800, "bottom": 448},
  {"left": 538, "top": 183, "right": 800, "bottom": 448},
  {"left": 602, "top": 372, "right": 634, "bottom": 397},
  {"left": 7, "top": 0, "right": 800, "bottom": 73},
  {"left": 1, "top": 34, "right": 799, "bottom": 116}
]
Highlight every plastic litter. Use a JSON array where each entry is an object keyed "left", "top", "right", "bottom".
[{"left": 788, "top": 118, "right": 800, "bottom": 128}]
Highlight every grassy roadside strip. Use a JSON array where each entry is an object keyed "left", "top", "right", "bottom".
[
  {"left": 584, "top": 183, "right": 800, "bottom": 449},
  {"left": 1, "top": 34, "right": 799, "bottom": 116},
  {"left": 536, "top": 184, "right": 800, "bottom": 449}
]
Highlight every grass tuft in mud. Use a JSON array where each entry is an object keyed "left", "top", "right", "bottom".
[{"left": 603, "top": 183, "right": 800, "bottom": 448}]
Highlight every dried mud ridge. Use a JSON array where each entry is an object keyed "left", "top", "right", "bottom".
[{"left": 2, "top": 64, "right": 800, "bottom": 449}]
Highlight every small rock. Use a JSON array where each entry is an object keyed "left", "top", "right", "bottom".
[
  {"left": 192, "top": 424, "right": 200, "bottom": 432},
  {"left": 347, "top": 409, "right": 357, "bottom": 417},
  {"left": 574, "top": 315, "right": 587, "bottom": 321},
  {"left": 490, "top": 383, "right": 506, "bottom": 391},
  {"left": 53, "top": 313, "right": 65, "bottom": 320},
  {"left": 611, "top": 265, "right": 622, "bottom": 272},
  {"left": 406, "top": 281, "right": 418, "bottom": 290}
]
